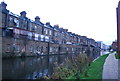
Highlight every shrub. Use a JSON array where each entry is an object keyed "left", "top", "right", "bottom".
[{"left": 48, "top": 53, "right": 92, "bottom": 79}]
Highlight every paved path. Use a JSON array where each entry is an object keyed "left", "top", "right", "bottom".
[{"left": 102, "top": 53, "right": 119, "bottom": 81}]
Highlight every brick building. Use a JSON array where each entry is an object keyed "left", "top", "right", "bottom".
[
  {"left": 117, "top": 1, "right": 120, "bottom": 56},
  {"left": 111, "top": 41, "right": 117, "bottom": 51},
  {"left": 0, "top": 2, "right": 100, "bottom": 58}
]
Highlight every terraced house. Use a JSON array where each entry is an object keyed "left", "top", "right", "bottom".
[{"left": 0, "top": 2, "right": 100, "bottom": 58}]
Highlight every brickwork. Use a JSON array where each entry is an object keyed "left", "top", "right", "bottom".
[{"left": 117, "top": 2, "right": 120, "bottom": 56}]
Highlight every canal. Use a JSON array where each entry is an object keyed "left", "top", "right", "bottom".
[{"left": 2, "top": 54, "right": 77, "bottom": 79}]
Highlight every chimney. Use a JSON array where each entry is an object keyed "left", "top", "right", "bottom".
[
  {"left": 20, "top": 11, "right": 27, "bottom": 18},
  {"left": 60, "top": 27, "right": 64, "bottom": 31},
  {"left": 1, "top": 2, "right": 7, "bottom": 10},
  {"left": 54, "top": 24, "right": 59, "bottom": 29},
  {"left": 65, "top": 29, "right": 68, "bottom": 32},
  {"left": 35, "top": 16, "right": 40, "bottom": 22},
  {"left": 46, "top": 22, "right": 50, "bottom": 26}
]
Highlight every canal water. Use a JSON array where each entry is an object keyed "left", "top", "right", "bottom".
[{"left": 2, "top": 54, "right": 76, "bottom": 79}]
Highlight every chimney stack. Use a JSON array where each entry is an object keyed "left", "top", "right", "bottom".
[
  {"left": 46, "top": 22, "right": 50, "bottom": 26},
  {"left": 1, "top": 2, "right": 7, "bottom": 10},
  {"left": 54, "top": 25, "right": 59, "bottom": 29},
  {"left": 20, "top": 11, "right": 27, "bottom": 18},
  {"left": 35, "top": 16, "right": 40, "bottom": 22},
  {"left": 65, "top": 29, "right": 68, "bottom": 32}
]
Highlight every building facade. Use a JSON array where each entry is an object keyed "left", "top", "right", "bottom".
[
  {"left": 0, "top": 2, "right": 100, "bottom": 58},
  {"left": 117, "top": 1, "right": 120, "bottom": 56}
]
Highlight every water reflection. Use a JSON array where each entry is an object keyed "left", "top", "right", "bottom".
[{"left": 2, "top": 54, "right": 68, "bottom": 79}]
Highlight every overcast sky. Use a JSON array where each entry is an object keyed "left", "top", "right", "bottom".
[{"left": 1, "top": 0, "right": 119, "bottom": 45}]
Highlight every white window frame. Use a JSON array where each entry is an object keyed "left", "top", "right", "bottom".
[
  {"left": 49, "top": 30, "right": 52, "bottom": 35},
  {"left": 35, "top": 33, "right": 39, "bottom": 40}
]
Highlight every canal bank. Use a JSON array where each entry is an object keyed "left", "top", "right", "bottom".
[
  {"left": 47, "top": 52, "right": 110, "bottom": 79},
  {"left": 2, "top": 50, "right": 106, "bottom": 79}
]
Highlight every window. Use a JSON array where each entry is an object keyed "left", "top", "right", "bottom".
[
  {"left": 35, "top": 33, "right": 38, "bottom": 40},
  {"left": 30, "top": 46, "right": 33, "bottom": 52},
  {"left": 45, "top": 36, "right": 49, "bottom": 42},
  {"left": 40, "top": 35, "right": 44, "bottom": 41},
  {"left": 9, "top": 17, "right": 13, "bottom": 22},
  {"left": 14, "top": 28, "right": 20, "bottom": 34},
  {"left": 37, "top": 46, "right": 39, "bottom": 51},
  {"left": 41, "top": 46, "right": 43, "bottom": 53},
  {"left": 50, "top": 47, "right": 52, "bottom": 52},
  {"left": 28, "top": 32, "right": 32, "bottom": 39},
  {"left": 44, "top": 29, "right": 48, "bottom": 35},
  {"left": 72, "top": 48, "right": 74, "bottom": 51},
  {"left": 46, "top": 47, "right": 48, "bottom": 51},
  {"left": 34, "top": 46, "right": 36, "bottom": 53},
  {"left": 44, "top": 28, "right": 46, "bottom": 32},
  {"left": 49, "top": 30, "right": 52, "bottom": 35},
  {"left": 6, "top": 44, "right": 10, "bottom": 52},
  {"left": 34, "top": 26, "right": 37, "bottom": 31},
  {"left": 38, "top": 35, "right": 41, "bottom": 41},
  {"left": 6, "top": 29, "right": 13, "bottom": 37},
  {"left": 15, "top": 45, "right": 20, "bottom": 52},
  {"left": 46, "top": 29, "right": 48, "bottom": 34},
  {"left": 56, "top": 48, "right": 58, "bottom": 52},
  {"left": 14, "top": 18, "right": 19, "bottom": 27},
  {"left": 29, "top": 23, "right": 32, "bottom": 31},
  {"left": 32, "top": 25, "right": 37, "bottom": 31},
  {"left": 2, "top": 29, "right": 6, "bottom": 36},
  {"left": 66, "top": 48, "right": 68, "bottom": 51},
  {"left": 9, "top": 17, "right": 13, "bottom": 26},
  {"left": 14, "top": 34, "right": 19, "bottom": 38},
  {"left": 2, "top": 13, "right": 6, "bottom": 27},
  {"left": 21, "top": 20, "right": 26, "bottom": 29},
  {"left": 55, "top": 32, "right": 57, "bottom": 36}
]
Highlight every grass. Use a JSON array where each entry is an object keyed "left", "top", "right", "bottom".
[
  {"left": 67, "top": 54, "right": 109, "bottom": 79},
  {"left": 79, "top": 54, "right": 109, "bottom": 79},
  {"left": 48, "top": 53, "right": 109, "bottom": 80},
  {"left": 115, "top": 53, "right": 120, "bottom": 59}
]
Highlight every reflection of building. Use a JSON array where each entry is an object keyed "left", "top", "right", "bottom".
[
  {"left": 0, "top": 2, "right": 100, "bottom": 58},
  {"left": 117, "top": 1, "right": 120, "bottom": 56}
]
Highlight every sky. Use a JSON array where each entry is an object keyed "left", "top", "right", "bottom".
[{"left": 1, "top": 0, "right": 119, "bottom": 45}]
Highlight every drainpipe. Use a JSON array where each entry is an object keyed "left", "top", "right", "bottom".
[{"left": 47, "top": 41, "right": 50, "bottom": 55}]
